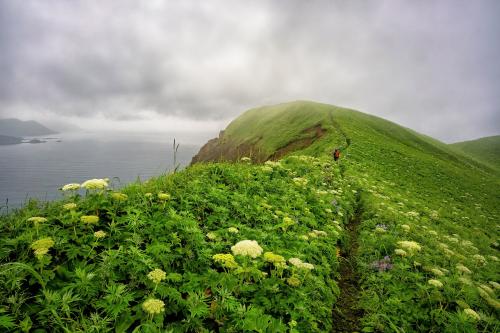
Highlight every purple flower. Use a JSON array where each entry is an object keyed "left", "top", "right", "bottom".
[{"left": 370, "top": 256, "right": 393, "bottom": 272}]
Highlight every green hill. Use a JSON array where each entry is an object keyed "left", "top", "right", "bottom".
[
  {"left": 1, "top": 101, "right": 498, "bottom": 332},
  {"left": 450, "top": 135, "right": 500, "bottom": 171}
]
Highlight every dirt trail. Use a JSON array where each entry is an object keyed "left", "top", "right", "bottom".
[
  {"left": 329, "top": 112, "right": 362, "bottom": 332},
  {"left": 332, "top": 197, "right": 363, "bottom": 332}
]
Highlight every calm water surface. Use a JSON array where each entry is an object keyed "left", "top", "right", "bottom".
[{"left": 0, "top": 132, "right": 199, "bottom": 208}]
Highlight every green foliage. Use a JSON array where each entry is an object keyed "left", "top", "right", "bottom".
[
  {"left": 0, "top": 154, "right": 353, "bottom": 332},
  {"left": 450, "top": 135, "right": 500, "bottom": 172}
]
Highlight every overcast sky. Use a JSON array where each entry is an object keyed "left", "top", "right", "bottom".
[{"left": 0, "top": 0, "right": 499, "bottom": 142}]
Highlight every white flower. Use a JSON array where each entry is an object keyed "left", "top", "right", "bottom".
[
  {"left": 463, "top": 308, "right": 480, "bottom": 321},
  {"left": 430, "top": 268, "right": 445, "bottom": 277},
  {"left": 228, "top": 227, "right": 239, "bottom": 234},
  {"left": 27, "top": 217, "right": 48, "bottom": 225},
  {"left": 81, "top": 178, "right": 108, "bottom": 190},
  {"left": 62, "top": 183, "right": 80, "bottom": 191},
  {"left": 428, "top": 279, "right": 443, "bottom": 288},
  {"left": 94, "top": 230, "right": 107, "bottom": 239},
  {"left": 456, "top": 264, "right": 472, "bottom": 274},
  {"left": 397, "top": 241, "right": 421, "bottom": 253},
  {"left": 261, "top": 166, "right": 273, "bottom": 173},
  {"left": 401, "top": 224, "right": 410, "bottom": 232},
  {"left": 206, "top": 232, "right": 217, "bottom": 240},
  {"left": 142, "top": 299, "right": 165, "bottom": 315},
  {"left": 231, "top": 240, "right": 263, "bottom": 258},
  {"left": 63, "top": 203, "right": 77, "bottom": 210},
  {"left": 394, "top": 249, "right": 407, "bottom": 256},
  {"left": 147, "top": 269, "right": 167, "bottom": 284},
  {"left": 472, "top": 254, "right": 487, "bottom": 265},
  {"left": 288, "top": 257, "right": 314, "bottom": 270}
]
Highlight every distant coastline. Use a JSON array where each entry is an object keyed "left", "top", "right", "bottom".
[
  {"left": 0, "top": 118, "right": 60, "bottom": 145},
  {"left": 0, "top": 134, "right": 22, "bottom": 145}
]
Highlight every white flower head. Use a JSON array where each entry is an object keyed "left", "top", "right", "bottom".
[
  {"left": 81, "top": 179, "right": 108, "bottom": 190},
  {"left": 428, "top": 279, "right": 443, "bottom": 288},
  {"left": 62, "top": 183, "right": 80, "bottom": 191},
  {"left": 231, "top": 240, "right": 263, "bottom": 258}
]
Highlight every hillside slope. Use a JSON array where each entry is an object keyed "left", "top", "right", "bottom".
[
  {"left": 1, "top": 101, "right": 498, "bottom": 332},
  {"left": 450, "top": 135, "right": 500, "bottom": 171},
  {"left": 194, "top": 101, "right": 500, "bottom": 331},
  {"left": 0, "top": 118, "right": 57, "bottom": 137}
]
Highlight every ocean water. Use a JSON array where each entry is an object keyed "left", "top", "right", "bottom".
[{"left": 0, "top": 132, "right": 200, "bottom": 209}]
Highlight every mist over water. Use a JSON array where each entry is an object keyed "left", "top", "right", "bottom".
[{"left": 0, "top": 132, "right": 199, "bottom": 208}]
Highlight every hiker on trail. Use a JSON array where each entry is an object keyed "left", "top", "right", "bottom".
[{"left": 333, "top": 148, "right": 341, "bottom": 161}]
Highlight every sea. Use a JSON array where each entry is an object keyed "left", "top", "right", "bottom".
[{"left": 0, "top": 132, "right": 202, "bottom": 210}]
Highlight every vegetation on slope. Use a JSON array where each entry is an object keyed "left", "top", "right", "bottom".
[
  {"left": 450, "top": 135, "right": 500, "bottom": 172},
  {"left": 0, "top": 156, "right": 356, "bottom": 332},
  {"left": 0, "top": 101, "right": 499, "bottom": 332}
]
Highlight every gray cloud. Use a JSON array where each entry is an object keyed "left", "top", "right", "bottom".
[{"left": 0, "top": 0, "right": 499, "bottom": 142}]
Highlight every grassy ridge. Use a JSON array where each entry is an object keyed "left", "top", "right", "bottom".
[
  {"left": 0, "top": 101, "right": 499, "bottom": 332},
  {"left": 450, "top": 135, "right": 500, "bottom": 172}
]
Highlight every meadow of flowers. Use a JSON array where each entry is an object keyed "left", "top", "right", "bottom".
[
  {"left": 0, "top": 155, "right": 356, "bottom": 332},
  {"left": 340, "top": 123, "right": 500, "bottom": 332}
]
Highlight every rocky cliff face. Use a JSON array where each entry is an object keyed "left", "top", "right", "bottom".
[
  {"left": 191, "top": 130, "right": 266, "bottom": 164},
  {"left": 191, "top": 124, "right": 325, "bottom": 164}
]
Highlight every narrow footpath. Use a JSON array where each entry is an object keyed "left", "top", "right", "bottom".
[{"left": 332, "top": 196, "right": 363, "bottom": 333}]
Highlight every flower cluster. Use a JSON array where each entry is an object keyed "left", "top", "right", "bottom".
[
  {"left": 396, "top": 240, "right": 421, "bottom": 254},
  {"left": 472, "top": 254, "right": 486, "bottom": 265},
  {"left": 81, "top": 215, "right": 99, "bottom": 224},
  {"left": 264, "top": 160, "right": 281, "bottom": 167},
  {"left": 81, "top": 179, "right": 108, "bottom": 190},
  {"left": 288, "top": 258, "right": 314, "bottom": 270},
  {"left": 261, "top": 166, "right": 273, "bottom": 173},
  {"left": 308, "top": 229, "right": 327, "bottom": 238},
  {"left": 94, "top": 230, "right": 107, "bottom": 239},
  {"left": 206, "top": 232, "right": 217, "bottom": 240},
  {"left": 142, "top": 298, "right": 165, "bottom": 315},
  {"left": 430, "top": 268, "right": 445, "bottom": 277},
  {"left": 228, "top": 227, "right": 239, "bottom": 234},
  {"left": 463, "top": 308, "right": 480, "bottom": 321},
  {"left": 31, "top": 237, "right": 55, "bottom": 258},
  {"left": 456, "top": 263, "right": 471, "bottom": 274},
  {"left": 148, "top": 269, "right": 167, "bottom": 284},
  {"left": 240, "top": 157, "right": 251, "bottom": 162},
  {"left": 292, "top": 177, "right": 308, "bottom": 187},
  {"left": 212, "top": 253, "right": 239, "bottom": 269},
  {"left": 401, "top": 224, "right": 410, "bottom": 232},
  {"left": 370, "top": 256, "right": 393, "bottom": 272},
  {"left": 287, "top": 276, "right": 301, "bottom": 287},
  {"left": 27, "top": 217, "right": 47, "bottom": 225},
  {"left": 111, "top": 192, "right": 128, "bottom": 201},
  {"left": 157, "top": 192, "right": 171, "bottom": 200},
  {"left": 63, "top": 203, "right": 77, "bottom": 210},
  {"left": 263, "top": 252, "right": 286, "bottom": 267},
  {"left": 428, "top": 279, "right": 443, "bottom": 288},
  {"left": 394, "top": 249, "right": 407, "bottom": 256},
  {"left": 231, "top": 240, "right": 263, "bottom": 258},
  {"left": 61, "top": 183, "right": 80, "bottom": 191}
]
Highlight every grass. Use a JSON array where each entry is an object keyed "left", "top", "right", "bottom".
[
  {"left": 0, "top": 101, "right": 499, "bottom": 332},
  {"left": 450, "top": 135, "right": 500, "bottom": 172}
]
